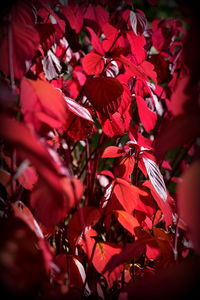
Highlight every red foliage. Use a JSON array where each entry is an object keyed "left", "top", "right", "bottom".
[{"left": 0, "top": 0, "right": 199, "bottom": 299}]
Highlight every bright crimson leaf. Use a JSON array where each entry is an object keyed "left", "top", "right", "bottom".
[
  {"left": 92, "top": 242, "right": 123, "bottom": 288},
  {"left": 113, "top": 210, "right": 141, "bottom": 236},
  {"left": 136, "top": 95, "right": 157, "bottom": 132},
  {"left": 82, "top": 52, "right": 105, "bottom": 75},
  {"left": 102, "top": 146, "right": 125, "bottom": 158},
  {"left": 113, "top": 178, "right": 148, "bottom": 214}
]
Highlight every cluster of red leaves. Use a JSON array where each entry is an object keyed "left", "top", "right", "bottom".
[{"left": 0, "top": 0, "right": 200, "bottom": 299}]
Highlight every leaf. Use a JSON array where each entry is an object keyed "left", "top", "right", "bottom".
[
  {"left": 143, "top": 180, "right": 172, "bottom": 226},
  {"left": 102, "top": 146, "right": 125, "bottom": 158},
  {"left": 82, "top": 52, "right": 105, "bottom": 75},
  {"left": 92, "top": 242, "right": 123, "bottom": 287},
  {"left": 65, "top": 114, "right": 94, "bottom": 140},
  {"left": 64, "top": 96, "right": 93, "bottom": 122},
  {"left": 102, "top": 23, "right": 119, "bottom": 53},
  {"left": 136, "top": 96, "right": 157, "bottom": 132},
  {"left": 86, "top": 27, "right": 105, "bottom": 56},
  {"left": 42, "top": 49, "right": 62, "bottom": 81},
  {"left": 84, "top": 77, "right": 123, "bottom": 116},
  {"left": 61, "top": 5, "right": 83, "bottom": 34},
  {"left": 93, "top": 5, "right": 109, "bottom": 30},
  {"left": 177, "top": 160, "right": 200, "bottom": 254},
  {"left": 0, "top": 116, "right": 83, "bottom": 227},
  {"left": 130, "top": 11, "right": 138, "bottom": 36},
  {"left": 20, "top": 78, "right": 68, "bottom": 130},
  {"left": 116, "top": 156, "right": 135, "bottom": 180},
  {"left": 53, "top": 254, "right": 90, "bottom": 294},
  {"left": 99, "top": 112, "right": 126, "bottom": 137},
  {"left": 154, "top": 114, "right": 200, "bottom": 162},
  {"left": 116, "top": 55, "right": 148, "bottom": 81},
  {"left": 113, "top": 178, "right": 148, "bottom": 214},
  {"left": 139, "top": 61, "right": 157, "bottom": 83},
  {"left": 0, "top": 1, "right": 40, "bottom": 79},
  {"left": 17, "top": 165, "right": 38, "bottom": 191},
  {"left": 142, "top": 157, "right": 167, "bottom": 203},
  {"left": 67, "top": 207, "right": 102, "bottom": 246},
  {"left": 12, "top": 201, "right": 44, "bottom": 238},
  {"left": 126, "top": 31, "right": 146, "bottom": 65},
  {"left": 105, "top": 60, "right": 119, "bottom": 77},
  {"left": 103, "top": 238, "right": 153, "bottom": 275},
  {"left": 113, "top": 210, "right": 141, "bottom": 236},
  {"left": 39, "top": 0, "right": 65, "bottom": 34},
  {"left": 130, "top": 11, "right": 147, "bottom": 35}
]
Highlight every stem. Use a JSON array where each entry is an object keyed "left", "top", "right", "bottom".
[
  {"left": 107, "top": 30, "right": 121, "bottom": 53},
  {"left": 10, "top": 150, "right": 16, "bottom": 195},
  {"left": 90, "top": 134, "right": 106, "bottom": 201},
  {"left": 173, "top": 217, "right": 179, "bottom": 261},
  {"left": 8, "top": 17, "right": 15, "bottom": 90},
  {"left": 85, "top": 139, "right": 91, "bottom": 206},
  {"left": 81, "top": 238, "right": 98, "bottom": 298},
  {"left": 132, "top": 148, "right": 139, "bottom": 186}
]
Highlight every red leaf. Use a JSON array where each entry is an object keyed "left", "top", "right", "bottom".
[
  {"left": 113, "top": 178, "right": 148, "bottom": 214},
  {"left": 82, "top": 52, "right": 105, "bottom": 75},
  {"left": 102, "top": 146, "right": 125, "bottom": 158},
  {"left": 116, "top": 156, "right": 135, "bottom": 180},
  {"left": 53, "top": 254, "right": 88, "bottom": 290},
  {"left": 65, "top": 96, "right": 93, "bottom": 122},
  {"left": 31, "top": 176, "right": 83, "bottom": 228},
  {"left": 103, "top": 238, "right": 152, "bottom": 275},
  {"left": 86, "top": 27, "right": 105, "bottom": 56},
  {"left": 126, "top": 31, "right": 146, "bottom": 65},
  {"left": 20, "top": 78, "right": 68, "bottom": 130},
  {"left": 39, "top": 0, "right": 65, "bottom": 34},
  {"left": 154, "top": 114, "right": 200, "bottom": 162},
  {"left": 84, "top": 77, "right": 123, "bottom": 116},
  {"left": 116, "top": 55, "right": 148, "bottom": 81},
  {"left": 78, "top": 227, "right": 98, "bottom": 258},
  {"left": 67, "top": 207, "right": 102, "bottom": 246},
  {"left": 139, "top": 61, "right": 157, "bottom": 83},
  {"left": 171, "top": 74, "right": 190, "bottom": 116},
  {"left": 12, "top": 201, "right": 44, "bottom": 239},
  {"left": 93, "top": 5, "right": 109, "bottom": 30},
  {"left": 113, "top": 210, "right": 141, "bottom": 236},
  {"left": 0, "top": 116, "right": 83, "bottom": 227},
  {"left": 0, "top": 3, "right": 40, "bottom": 79},
  {"left": 61, "top": 5, "right": 83, "bottom": 34},
  {"left": 136, "top": 95, "right": 157, "bottom": 132},
  {"left": 136, "top": 192, "right": 156, "bottom": 218},
  {"left": 177, "top": 160, "right": 200, "bottom": 254},
  {"left": 18, "top": 165, "right": 38, "bottom": 191},
  {"left": 99, "top": 112, "right": 126, "bottom": 137},
  {"left": 93, "top": 242, "right": 123, "bottom": 287},
  {"left": 102, "top": 23, "right": 119, "bottom": 53},
  {"left": 0, "top": 116, "right": 61, "bottom": 190},
  {"left": 143, "top": 181, "right": 173, "bottom": 226}
]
